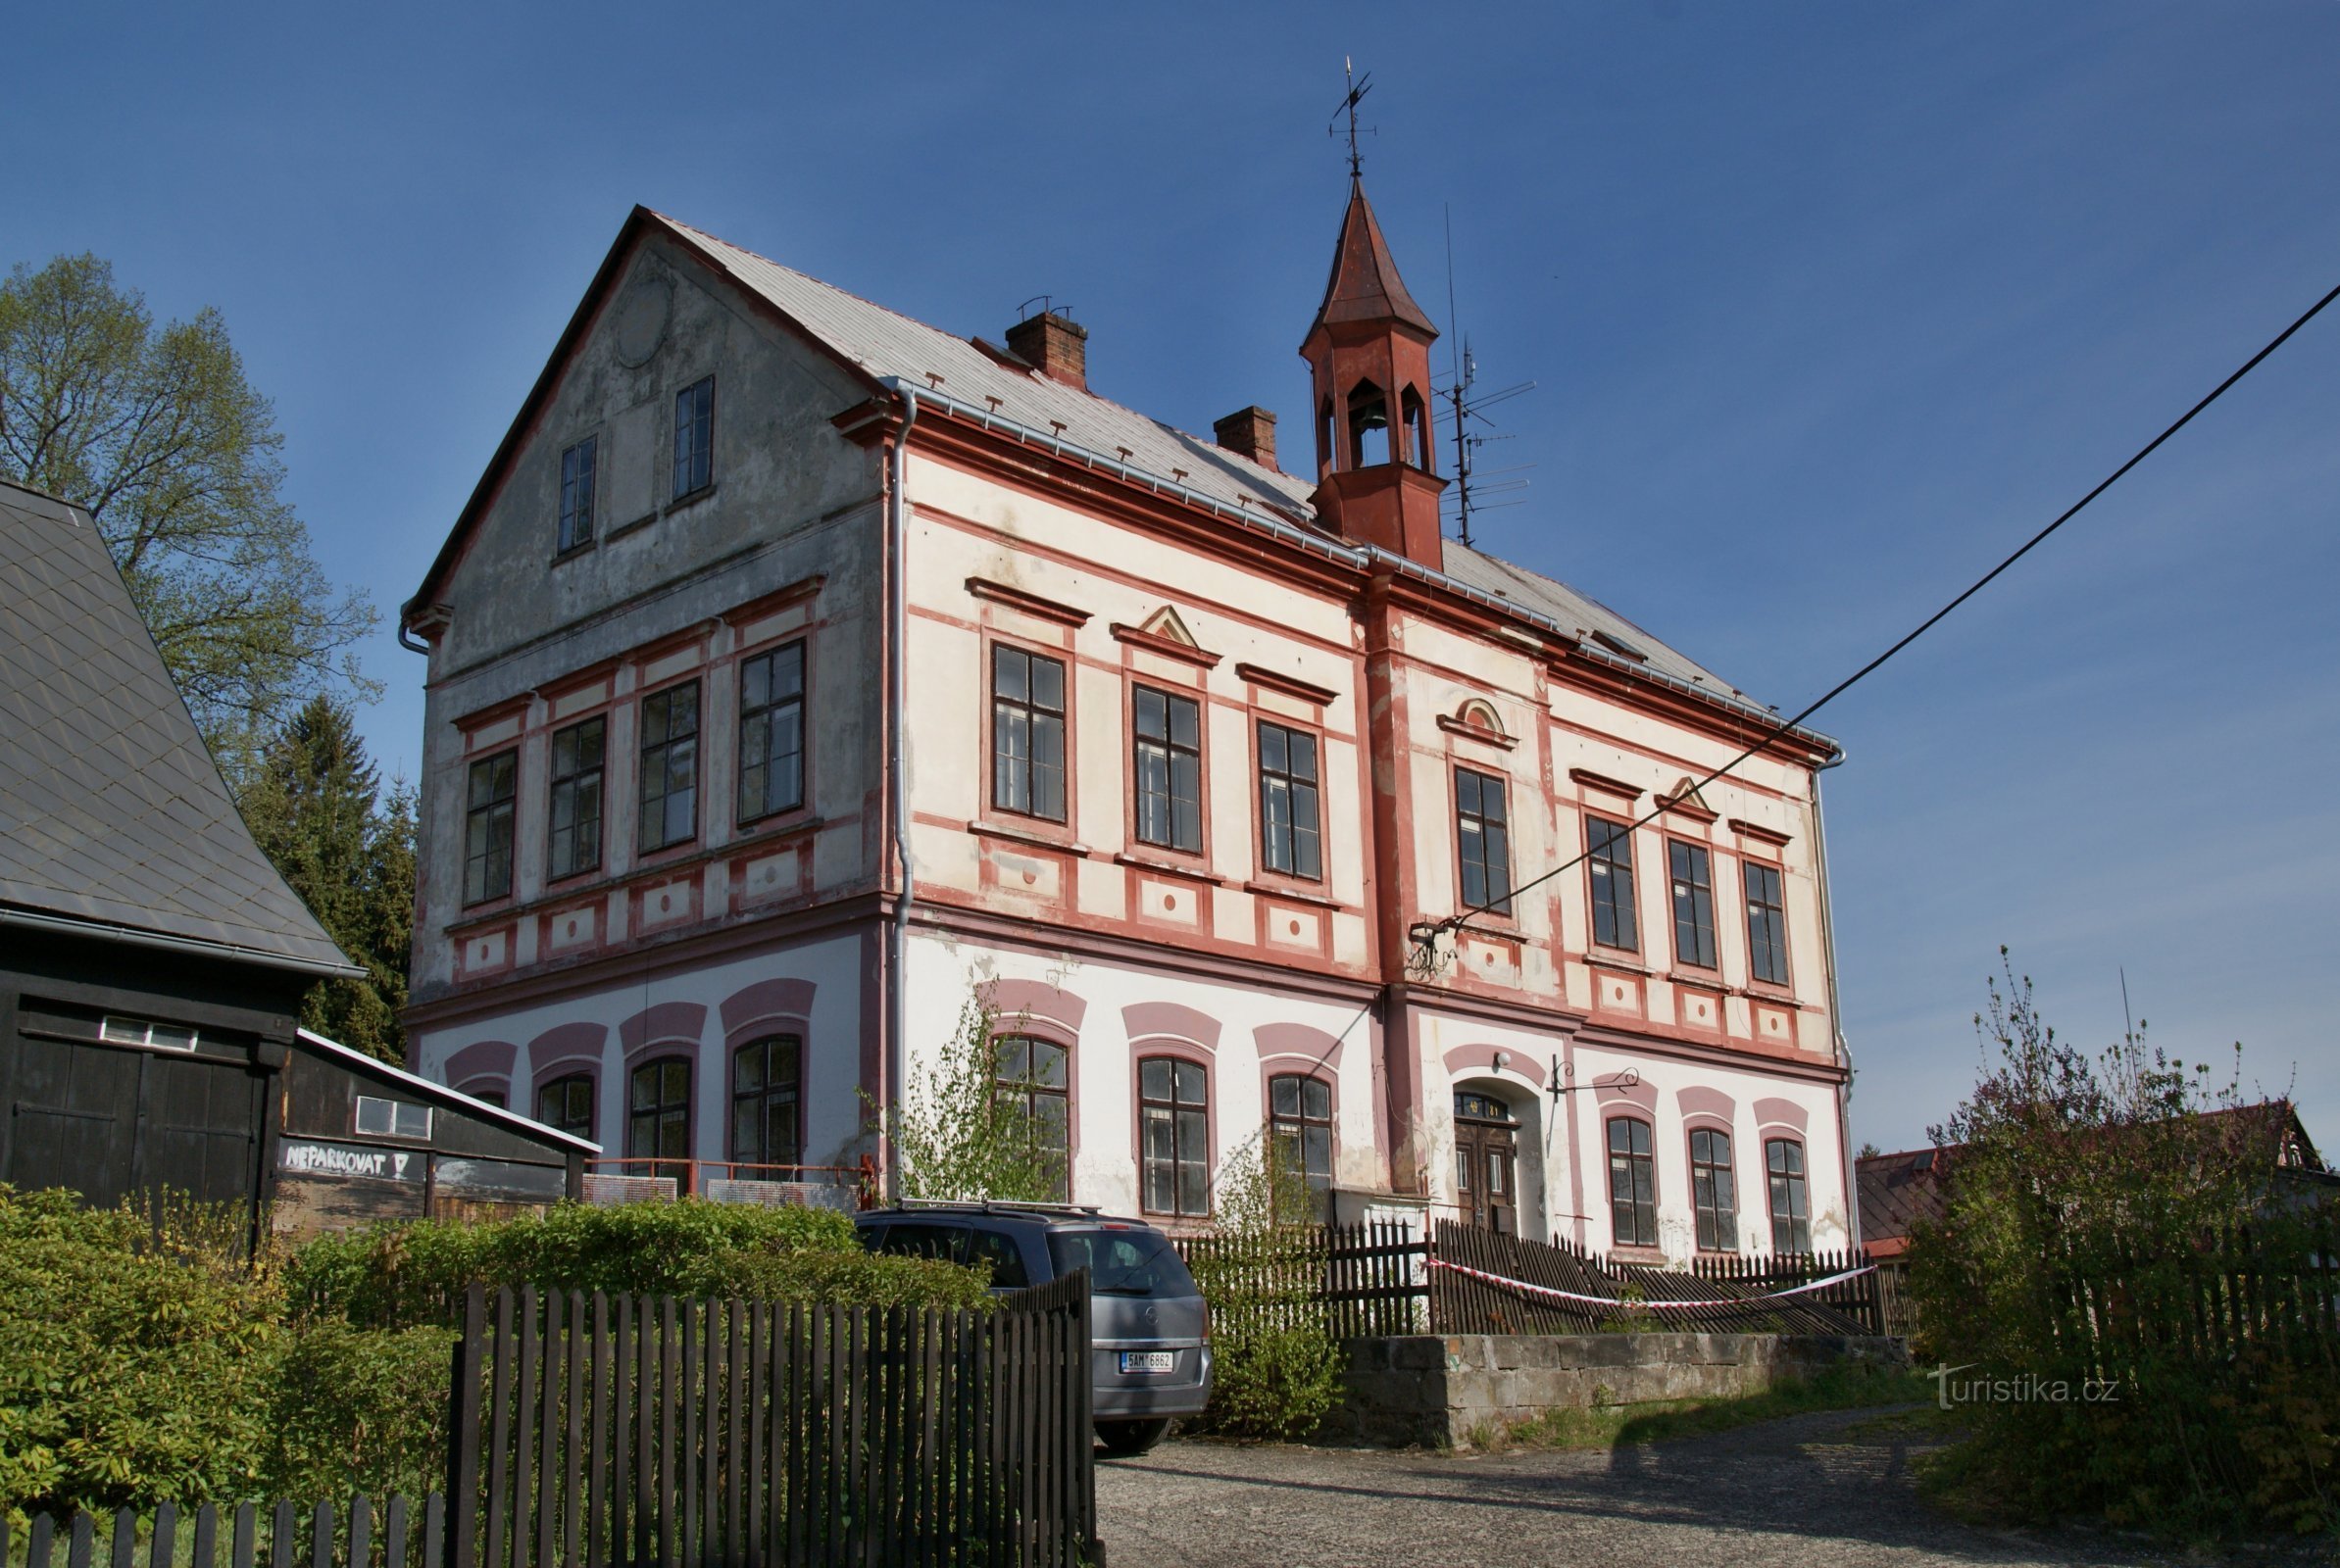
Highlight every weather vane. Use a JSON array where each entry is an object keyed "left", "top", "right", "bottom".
[{"left": 1329, "top": 57, "right": 1374, "bottom": 178}]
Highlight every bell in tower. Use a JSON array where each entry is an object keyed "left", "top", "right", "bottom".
[{"left": 1301, "top": 177, "right": 1450, "bottom": 567}]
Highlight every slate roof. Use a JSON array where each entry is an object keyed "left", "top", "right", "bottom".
[
  {"left": 413, "top": 204, "right": 1804, "bottom": 742},
  {"left": 0, "top": 479, "right": 356, "bottom": 974}
]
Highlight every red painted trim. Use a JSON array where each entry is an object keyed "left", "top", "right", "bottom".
[
  {"left": 1233, "top": 662, "right": 1340, "bottom": 708},
  {"left": 1568, "top": 767, "right": 1643, "bottom": 801},
  {"left": 1435, "top": 712, "right": 1517, "bottom": 750},
  {"left": 1109, "top": 621, "right": 1220, "bottom": 668},
  {"left": 722, "top": 574, "right": 826, "bottom": 625},
  {"left": 966, "top": 575, "right": 1091, "bottom": 627}
]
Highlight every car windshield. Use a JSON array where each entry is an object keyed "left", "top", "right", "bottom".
[{"left": 1046, "top": 1228, "right": 1199, "bottom": 1298}]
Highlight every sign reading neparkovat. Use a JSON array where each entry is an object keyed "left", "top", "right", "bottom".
[{"left": 279, "top": 1139, "right": 423, "bottom": 1182}]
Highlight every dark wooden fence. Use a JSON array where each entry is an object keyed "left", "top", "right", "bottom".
[
  {"left": 444, "top": 1272, "right": 1097, "bottom": 1568},
  {"left": 2058, "top": 1224, "right": 2340, "bottom": 1378},
  {"left": 1423, "top": 1222, "right": 1882, "bottom": 1337},
  {"left": 1173, "top": 1220, "right": 1882, "bottom": 1341},
  {"left": 0, "top": 1494, "right": 442, "bottom": 1568},
  {"left": 1175, "top": 1222, "right": 1424, "bottom": 1339}
]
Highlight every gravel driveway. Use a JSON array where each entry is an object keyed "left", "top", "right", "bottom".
[{"left": 1094, "top": 1407, "right": 2181, "bottom": 1568}]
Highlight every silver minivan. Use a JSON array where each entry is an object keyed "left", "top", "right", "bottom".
[{"left": 855, "top": 1201, "right": 1213, "bottom": 1455}]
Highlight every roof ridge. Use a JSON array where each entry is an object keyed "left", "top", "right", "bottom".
[{"left": 650, "top": 212, "right": 1309, "bottom": 498}]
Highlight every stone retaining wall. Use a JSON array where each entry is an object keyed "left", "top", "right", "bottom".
[{"left": 1317, "top": 1333, "right": 1911, "bottom": 1447}]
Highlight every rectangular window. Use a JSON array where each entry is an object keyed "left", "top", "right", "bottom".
[
  {"left": 535, "top": 1073, "right": 596, "bottom": 1140},
  {"left": 991, "top": 646, "right": 1067, "bottom": 821},
  {"left": 354, "top": 1096, "right": 431, "bottom": 1141},
  {"left": 1257, "top": 720, "right": 1321, "bottom": 880},
  {"left": 994, "top": 1035, "right": 1071, "bottom": 1202},
  {"left": 558, "top": 435, "right": 597, "bottom": 553},
  {"left": 463, "top": 750, "right": 518, "bottom": 905},
  {"left": 738, "top": 641, "right": 807, "bottom": 823},
  {"left": 1690, "top": 1128, "right": 1738, "bottom": 1252},
  {"left": 672, "top": 375, "right": 714, "bottom": 499},
  {"left": 1139, "top": 1056, "right": 1211, "bottom": 1217},
  {"left": 730, "top": 1035, "right": 803, "bottom": 1171},
  {"left": 1587, "top": 816, "right": 1639, "bottom": 951},
  {"left": 1455, "top": 767, "right": 1512, "bottom": 913},
  {"left": 1132, "top": 685, "right": 1202, "bottom": 854},
  {"left": 1669, "top": 840, "right": 1717, "bottom": 969},
  {"left": 547, "top": 716, "right": 605, "bottom": 881},
  {"left": 637, "top": 682, "right": 700, "bottom": 852},
  {"left": 1744, "top": 860, "right": 1789, "bottom": 986},
  {"left": 1607, "top": 1115, "right": 1658, "bottom": 1248},
  {"left": 100, "top": 1015, "right": 199, "bottom": 1052},
  {"left": 1268, "top": 1073, "right": 1334, "bottom": 1223},
  {"left": 629, "top": 1057, "right": 693, "bottom": 1189},
  {"left": 1767, "top": 1138, "right": 1811, "bottom": 1253}
]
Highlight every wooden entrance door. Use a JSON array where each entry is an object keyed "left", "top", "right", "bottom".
[{"left": 1454, "top": 1091, "right": 1519, "bottom": 1235}]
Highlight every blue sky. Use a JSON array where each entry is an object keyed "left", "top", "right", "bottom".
[{"left": 10, "top": 2, "right": 2336, "bottom": 1155}]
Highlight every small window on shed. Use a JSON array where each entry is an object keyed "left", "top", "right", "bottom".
[
  {"left": 101, "top": 1015, "right": 198, "bottom": 1052},
  {"left": 355, "top": 1096, "right": 432, "bottom": 1141}
]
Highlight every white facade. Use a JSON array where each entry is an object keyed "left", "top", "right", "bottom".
[{"left": 402, "top": 201, "right": 1856, "bottom": 1262}]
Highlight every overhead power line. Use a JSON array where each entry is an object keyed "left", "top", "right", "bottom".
[{"left": 1417, "top": 273, "right": 2340, "bottom": 955}]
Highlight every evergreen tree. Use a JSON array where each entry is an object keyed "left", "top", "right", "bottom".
[{"left": 242, "top": 697, "right": 413, "bottom": 1062}]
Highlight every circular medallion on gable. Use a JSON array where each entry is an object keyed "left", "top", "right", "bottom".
[{"left": 612, "top": 273, "right": 672, "bottom": 367}]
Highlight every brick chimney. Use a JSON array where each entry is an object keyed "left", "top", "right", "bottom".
[
  {"left": 1004, "top": 310, "right": 1088, "bottom": 391},
  {"left": 1213, "top": 406, "right": 1278, "bottom": 470}
]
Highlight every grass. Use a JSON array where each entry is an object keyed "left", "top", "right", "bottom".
[{"left": 1463, "top": 1364, "right": 1936, "bottom": 1453}]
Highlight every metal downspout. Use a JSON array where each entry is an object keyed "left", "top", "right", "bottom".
[
  {"left": 886, "top": 388, "right": 920, "bottom": 1202},
  {"left": 1812, "top": 746, "right": 1861, "bottom": 1250}
]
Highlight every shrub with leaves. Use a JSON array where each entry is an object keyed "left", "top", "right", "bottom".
[
  {"left": 878, "top": 993, "right": 1067, "bottom": 1203},
  {"left": 1183, "top": 1132, "right": 1347, "bottom": 1442},
  {"left": 286, "top": 1199, "right": 993, "bottom": 1329},
  {"left": 0, "top": 1188, "right": 283, "bottom": 1516},
  {"left": 1907, "top": 952, "right": 2338, "bottom": 1537}
]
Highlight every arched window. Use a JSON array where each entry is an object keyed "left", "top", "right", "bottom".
[
  {"left": 1689, "top": 1128, "right": 1737, "bottom": 1252},
  {"left": 1607, "top": 1115, "right": 1658, "bottom": 1248},
  {"left": 1767, "top": 1137, "right": 1811, "bottom": 1254},
  {"left": 1138, "top": 1056, "right": 1210, "bottom": 1218},
  {"left": 1268, "top": 1073, "right": 1333, "bottom": 1222},
  {"left": 730, "top": 1036, "right": 802, "bottom": 1172},
  {"left": 1401, "top": 386, "right": 1431, "bottom": 471},
  {"left": 535, "top": 1072, "right": 595, "bottom": 1140},
  {"left": 994, "top": 1035, "right": 1070, "bottom": 1200},
  {"left": 628, "top": 1056, "right": 693, "bottom": 1188},
  {"left": 1346, "top": 380, "right": 1390, "bottom": 468},
  {"left": 462, "top": 1083, "right": 508, "bottom": 1110}
]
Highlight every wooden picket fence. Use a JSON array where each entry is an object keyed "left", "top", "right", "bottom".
[
  {"left": 1423, "top": 1221, "right": 1883, "bottom": 1337},
  {"left": 444, "top": 1273, "right": 1097, "bottom": 1568},
  {"left": 0, "top": 1495, "right": 442, "bottom": 1568},
  {"left": 1174, "top": 1222, "right": 1425, "bottom": 1339},
  {"left": 2059, "top": 1223, "right": 2340, "bottom": 1379},
  {"left": 5, "top": 1274, "right": 1098, "bottom": 1568}
]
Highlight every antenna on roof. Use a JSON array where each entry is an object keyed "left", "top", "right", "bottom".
[
  {"left": 1329, "top": 58, "right": 1375, "bottom": 178},
  {"left": 1438, "top": 206, "right": 1537, "bottom": 549}
]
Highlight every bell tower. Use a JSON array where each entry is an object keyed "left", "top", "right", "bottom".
[{"left": 1301, "top": 177, "right": 1449, "bottom": 566}]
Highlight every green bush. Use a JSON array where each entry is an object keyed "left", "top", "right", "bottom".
[
  {"left": 1907, "top": 956, "right": 2340, "bottom": 1538},
  {"left": 287, "top": 1199, "right": 990, "bottom": 1328},
  {"left": 1183, "top": 1135, "right": 1347, "bottom": 1442},
  {"left": 1, "top": 1188, "right": 992, "bottom": 1518},
  {"left": 0, "top": 1188, "right": 282, "bottom": 1515}
]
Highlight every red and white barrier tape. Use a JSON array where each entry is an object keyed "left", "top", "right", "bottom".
[{"left": 1426, "top": 1256, "right": 1875, "bottom": 1310}]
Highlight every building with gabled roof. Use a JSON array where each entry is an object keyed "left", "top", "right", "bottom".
[
  {"left": 0, "top": 476, "right": 591, "bottom": 1234},
  {"left": 397, "top": 177, "right": 1855, "bottom": 1258}
]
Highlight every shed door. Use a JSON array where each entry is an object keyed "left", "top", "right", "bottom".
[{"left": 7, "top": 1036, "right": 265, "bottom": 1213}]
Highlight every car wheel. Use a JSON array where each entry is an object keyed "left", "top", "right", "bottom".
[{"left": 1095, "top": 1417, "right": 1172, "bottom": 1456}]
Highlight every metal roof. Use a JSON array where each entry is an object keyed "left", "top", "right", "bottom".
[
  {"left": 296, "top": 1028, "right": 601, "bottom": 1155},
  {"left": 652, "top": 213, "right": 1322, "bottom": 526},
  {"left": 0, "top": 479, "right": 357, "bottom": 976}
]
